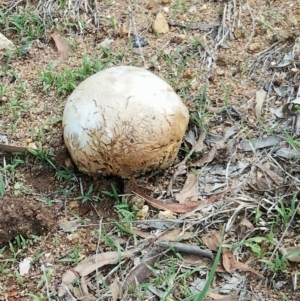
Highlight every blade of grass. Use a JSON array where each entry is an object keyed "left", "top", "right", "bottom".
[
  {"left": 182, "top": 227, "right": 224, "bottom": 301},
  {"left": 0, "top": 173, "right": 5, "bottom": 196}
]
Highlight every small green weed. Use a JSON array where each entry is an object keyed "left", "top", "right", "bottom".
[
  {"left": 102, "top": 183, "right": 119, "bottom": 201},
  {"left": 27, "top": 293, "right": 48, "bottom": 301},
  {"left": 243, "top": 233, "right": 276, "bottom": 259},
  {"left": 114, "top": 197, "right": 135, "bottom": 235},
  {"left": 13, "top": 182, "right": 32, "bottom": 195},
  {"left": 55, "top": 166, "right": 78, "bottom": 182},
  {"left": 261, "top": 252, "right": 287, "bottom": 273},
  {"left": 14, "top": 234, "right": 41, "bottom": 249},
  {"left": 284, "top": 131, "right": 300, "bottom": 155},
  {"left": 0, "top": 154, "right": 25, "bottom": 182},
  {"left": 76, "top": 184, "right": 101, "bottom": 202},
  {"left": 221, "top": 81, "right": 230, "bottom": 107},
  {"left": 275, "top": 197, "right": 297, "bottom": 227},
  {"left": 0, "top": 174, "right": 5, "bottom": 197},
  {"left": 280, "top": 292, "right": 291, "bottom": 301},
  {"left": 39, "top": 55, "right": 103, "bottom": 95},
  {"left": 59, "top": 247, "right": 83, "bottom": 264},
  {"left": 241, "top": 57, "right": 250, "bottom": 75},
  {"left": 260, "top": 15, "right": 272, "bottom": 30},
  {"left": 28, "top": 148, "right": 57, "bottom": 170},
  {"left": 3, "top": 11, "right": 45, "bottom": 39}
]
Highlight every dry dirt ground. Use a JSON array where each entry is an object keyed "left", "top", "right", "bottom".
[{"left": 1, "top": 0, "right": 300, "bottom": 300}]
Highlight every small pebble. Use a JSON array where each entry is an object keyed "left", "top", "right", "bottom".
[
  {"left": 199, "top": 4, "right": 207, "bottom": 11},
  {"left": 163, "top": 6, "right": 169, "bottom": 13},
  {"left": 158, "top": 210, "right": 175, "bottom": 219},
  {"left": 67, "top": 233, "right": 80, "bottom": 243},
  {"left": 291, "top": 68, "right": 298, "bottom": 74},
  {"left": 68, "top": 200, "right": 79, "bottom": 211},
  {"left": 188, "top": 5, "right": 197, "bottom": 13},
  {"left": 28, "top": 142, "right": 37, "bottom": 149},
  {"left": 248, "top": 42, "right": 261, "bottom": 53},
  {"left": 131, "top": 35, "right": 148, "bottom": 48},
  {"left": 252, "top": 77, "right": 261, "bottom": 84},
  {"left": 263, "top": 82, "right": 271, "bottom": 92},
  {"left": 99, "top": 38, "right": 113, "bottom": 50},
  {"left": 127, "top": 195, "right": 145, "bottom": 210},
  {"left": 136, "top": 205, "right": 149, "bottom": 220},
  {"left": 270, "top": 34, "right": 279, "bottom": 44},
  {"left": 178, "top": 34, "right": 186, "bottom": 40},
  {"left": 216, "top": 69, "right": 225, "bottom": 76}
]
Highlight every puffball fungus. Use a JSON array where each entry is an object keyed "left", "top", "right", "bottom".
[{"left": 63, "top": 66, "right": 189, "bottom": 178}]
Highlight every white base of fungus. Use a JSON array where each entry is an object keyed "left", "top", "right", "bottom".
[{"left": 63, "top": 66, "right": 189, "bottom": 178}]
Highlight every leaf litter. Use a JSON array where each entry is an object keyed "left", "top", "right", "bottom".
[{"left": 1, "top": 0, "right": 300, "bottom": 300}]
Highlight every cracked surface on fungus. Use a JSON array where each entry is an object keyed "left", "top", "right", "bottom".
[{"left": 63, "top": 66, "right": 189, "bottom": 178}]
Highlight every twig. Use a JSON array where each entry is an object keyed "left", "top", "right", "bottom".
[
  {"left": 166, "top": 164, "right": 187, "bottom": 197},
  {"left": 244, "top": 1, "right": 255, "bottom": 50},
  {"left": 167, "top": 20, "right": 220, "bottom": 31},
  {"left": 128, "top": 4, "right": 146, "bottom": 67},
  {"left": 3, "top": 156, "right": 8, "bottom": 188},
  {"left": 41, "top": 265, "right": 51, "bottom": 301},
  {"left": 154, "top": 241, "right": 214, "bottom": 259},
  {"left": 95, "top": 218, "right": 103, "bottom": 298},
  {"left": 3, "top": 0, "right": 24, "bottom": 15}
]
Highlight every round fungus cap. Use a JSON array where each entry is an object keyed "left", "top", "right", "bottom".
[{"left": 63, "top": 66, "right": 189, "bottom": 178}]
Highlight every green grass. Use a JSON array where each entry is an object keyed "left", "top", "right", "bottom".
[
  {"left": 0, "top": 9, "right": 46, "bottom": 41},
  {"left": 38, "top": 51, "right": 126, "bottom": 95},
  {"left": 59, "top": 246, "right": 84, "bottom": 264},
  {"left": 76, "top": 184, "right": 102, "bottom": 202},
  {"left": 0, "top": 1, "right": 298, "bottom": 300}
]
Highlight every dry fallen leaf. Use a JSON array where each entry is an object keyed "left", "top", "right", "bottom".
[
  {"left": 131, "top": 177, "right": 202, "bottom": 213},
  {"left": 0, "top": 32, "right": 15, "bottom": 51},
  {"left": 160, "top": 228, "right": 193, "bottom": 241},
  {"left": 242, "top": 89, "right": 256, "bottom": 99},
  {"left": 192, "top": 146, "right": 217, "bottom": 167},
  {"left": 152, "top": 12, "right": 169, "bottom": 34},
  {"left": 0, "top": 143, "right": 28, "bottom": 153},
  {"left": 280, "top": 246, "right": 300, "bottom": 263},
  {"left": 58, "top": 250, "right": 134, "bottom": 296},
  {"left": 240, "top": 136, "right": 281, "bottom": 151},
  {"left": 205, "top": 105, "right": 224, "bottom": 114},
  {"left": 222, "top": 248, "right": 264, "bottom": 278},
  {"left": 109, "top": 277, "right": 120, "bottom": 301},
  {"left": 193, "top": 131, "right": 206, "bottom": 152},
  {"left": 125, "top": 246, "right": 162, "bottom": 287},
  {"left": 259, "top": 163, "right": 283, "bottom": 185},
  {"left": 255, "top": 89, "right": 266, "bottom": 119},
  {"left": 175, "top": 172, "right": 199, "bottom": 204},
  {"left": 50, "top": 29, "right": 69, "bottom": 60},
  {"left": 192, "top": 140, "right": 224, "bottom": 167},
  {"left": 206, "top": 292, "right": 239, "bottom": 301},
  {"left": 182, "top": 254, "right": 208, "bottom": 266},
  {"left": 250, "top": 164, "right": 284, "bottom": 191},
  {"left": 158, "top": 210, "right": 176, "bottom": 219},
  {"left": 131, "top": 227, "right": 192, "bottom": 241},
  {"left": 237, "top": 218, "right": 254, "bottom": 237},
  {"left": 80, "top": 277, "right": 92, "bottom": 300},
  {"left": 256, "top": 170, "right": 270, "bottom": 190},
  {"left": 202, "top": 231, "right": 221, "bottom": 252}
]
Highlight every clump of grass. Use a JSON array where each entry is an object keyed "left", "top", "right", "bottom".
[
  {"left": 0, "top": 9, "right": 47, "bottom": 41},
  {"left": 39, "top": 56, "right": 102, "bottom": 95}
]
